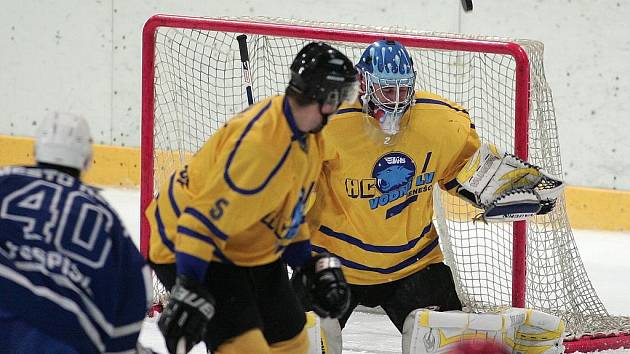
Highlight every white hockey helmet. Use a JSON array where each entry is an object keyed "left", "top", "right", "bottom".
[{"left": 35, "top": 112, "right": 93, "bottom": 171}]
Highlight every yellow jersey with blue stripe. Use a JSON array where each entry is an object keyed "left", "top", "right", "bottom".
[
  {"left": 308, "top": 91, "right": 480, "bottom": 285},
  {"left": 145, "top": 96, "right": 322, "bottom": 281}
]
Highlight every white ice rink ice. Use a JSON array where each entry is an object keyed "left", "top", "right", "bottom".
[{"left": 100, "top": 188, "right": 630, "bottom": 354}]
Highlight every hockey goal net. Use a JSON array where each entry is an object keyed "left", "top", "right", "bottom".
[{"left": 140, "top": 15, "right": 630, "bottom": 351}]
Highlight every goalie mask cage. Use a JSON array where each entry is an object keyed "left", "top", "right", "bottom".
[{"left": 141, "top": 15, "right": 630, "bottom": 352}]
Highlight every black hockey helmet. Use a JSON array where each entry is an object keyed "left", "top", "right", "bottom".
[{"left": 287, "top": 42, "right": 359, "bottom": 108}]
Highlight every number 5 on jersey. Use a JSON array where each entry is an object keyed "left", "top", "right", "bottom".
[{"left": 210, "top": 198, "right": 229, "bottom": 220}]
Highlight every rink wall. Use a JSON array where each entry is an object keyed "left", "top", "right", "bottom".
[
  {"left": 2, "top": 135, "right": 628, "bottom": 232},
  {"left": 0, "top": 135, "right": 139, "bottom": 186},
  {"left": 0, "top": 1, "right": 629, "bottom": 191}
]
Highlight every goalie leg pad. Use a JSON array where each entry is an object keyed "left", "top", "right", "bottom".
[
  {"left": 305, "top": 312, "right": 321, "bottom": 354},
  {"left": 402, "top": 307, "right": 565, "bottom": 354},
  {"left": 512, "top": 309, "right": 565, "bottom": 354},
  {"left": 402, "top": 308, "right": 522, "bottom": 354},
  {"left": 305, "top": 311, "right": 342, "bottom": 354}
]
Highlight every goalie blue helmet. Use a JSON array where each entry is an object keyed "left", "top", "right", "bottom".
[{"left": 356, "top": 40, "right": 416, "bottom": 137}]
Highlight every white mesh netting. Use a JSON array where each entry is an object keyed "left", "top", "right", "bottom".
[{"left": 143, "top": 16, "right": 630, "bottom": 341}]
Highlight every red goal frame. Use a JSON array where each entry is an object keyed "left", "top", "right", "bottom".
[
  {"left": 140, "top": 15, "right": 629, "bottom": 352},
  {"left": 141, "top": 13, "right": 531, "bottom": 306}
]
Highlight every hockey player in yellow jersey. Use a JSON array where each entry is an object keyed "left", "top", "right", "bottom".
[
  {"left": 145, "top": 42, "right": 359, "bottom": 354},
  {"left": 294, "top": 40, "right": 565, "bottom": 354}
]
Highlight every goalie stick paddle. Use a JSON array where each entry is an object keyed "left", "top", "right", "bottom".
[
  {"left": 461, "top": 0, "right": 473, "bottom": 12},
  {"left": 236, "top": 34, "right": 254, "bottom": 106}
]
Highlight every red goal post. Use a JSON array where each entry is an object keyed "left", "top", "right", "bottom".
[{"left": 140, "top": 15, "right": 630, "bottom": 352}]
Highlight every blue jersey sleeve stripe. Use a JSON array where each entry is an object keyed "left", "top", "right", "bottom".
[
  {"left": 183, "top": 207, "right": 229, "bottom": 241},
  {"left": 444, "top": 178, "right": 460, "bottom": 191},
  {"left": 177, "top": 226, "right": 233, "bottom": 265},
  {"left": 224, "top": 101, "right": 293, "bottom": 195},
  {"left": 415, "top": 98, "right": 469, "bottom": 115},
  {"left": 212, "top": 249, "right": 234, "bottom": 265},
  {"left": 318, "top": 222, "right": 432, "bottom": 253},
  {"left": 155, "top": 205, "right": 175, "bottom": 253},
  {"left": 177, "top": 225, "right": 220, "bottom": 248},
  {"left": 167, "top": 173, "right": 181, "bottom": 217},
  {"left": 312, "top": 238, "right": 439, "bottom": 274},
  {"left": 175, "top": 252, "right": 209, "bottom": 281}
]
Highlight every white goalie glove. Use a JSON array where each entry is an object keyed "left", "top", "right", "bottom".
[{"left": 455, "top": 144, "right": 565, "bottom": 222}]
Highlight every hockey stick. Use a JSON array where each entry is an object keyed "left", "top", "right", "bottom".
[
  {"left": 461, "top": 0, "right": 473, "bottom": 12},
  {"left": 236, "top": 34, "right": 254, "bottom": 105}
]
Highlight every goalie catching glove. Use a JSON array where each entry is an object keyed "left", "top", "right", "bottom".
[
  {"left": 292, "top": 254, "right": 351, "bottom": 319},
  {"left": 455, "top": 144, "right": 565, "bottom": 222},
  {"left": 158, "top": 276, "right": 215, "bottom": 354}
]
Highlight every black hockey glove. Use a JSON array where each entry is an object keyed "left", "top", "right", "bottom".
[
  {"left": 158, "top": 276, "right": 215, "bottom": 354},
  {"left": 295, "top": 254, "right": 350, "bottom": 319}
]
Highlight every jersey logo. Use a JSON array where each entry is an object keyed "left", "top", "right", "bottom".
[
  {"left": 375, "top": 165, "right": 414, "bottom": 193},
  {"left": 373, "top": 152, "right": 416, "bottom": 194},
  {"left": 261, "top": 187, "right": 311, "bottom": 242},
  {"left": 384, "top": 156, "right": 406, "bottom": 164},
  {"left": 344, "top": 151, "right": 436, "bottom": 217}
]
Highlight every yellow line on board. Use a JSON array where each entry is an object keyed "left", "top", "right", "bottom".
[
  {"left": 0, "top": 135, "right": 140, "bottom": 186},
  {"left": 565, "top": 186, "right": 630, "bottom": 232}
]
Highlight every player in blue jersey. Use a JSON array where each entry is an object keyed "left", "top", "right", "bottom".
[
  {"left": 0, "top": 113, "right": 154, "bottom": 354},
  {"left": 293, "top": 40, "right": 566, "bottom": 354}
]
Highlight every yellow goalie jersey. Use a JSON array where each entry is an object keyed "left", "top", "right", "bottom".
[
  {"left": 309, "top": 91, "right": 480, "bottom": 285},
  {"left": 145, "top": 96, "right": 322, "bottom": 280}
]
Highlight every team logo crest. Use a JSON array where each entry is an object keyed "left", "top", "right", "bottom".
[
  {"left": 372, "top": 152, "right": 416, "bottom": 194},
  {"left": 344, "top": 151, "right": 433, "bottom": 215}
]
